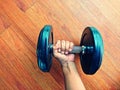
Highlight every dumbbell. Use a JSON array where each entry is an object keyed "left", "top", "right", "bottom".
[{"left": 36, "top": 25, "right": 104, "bottom": 75}]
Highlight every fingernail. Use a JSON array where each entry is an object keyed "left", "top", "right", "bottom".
[
  {"left": 65, "top": 51, "right": 68, "bottom": 54},
  {"left": 58, "top": 48, "right": 61, "bottom": 52}
]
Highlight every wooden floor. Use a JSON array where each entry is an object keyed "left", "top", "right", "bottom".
[{"left": 0, "top": 0, "right": 120, "bottom": 90}]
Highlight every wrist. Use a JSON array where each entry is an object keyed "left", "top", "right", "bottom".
[{"left": 62, "top": 62, "right": 78, "bottom": 75}]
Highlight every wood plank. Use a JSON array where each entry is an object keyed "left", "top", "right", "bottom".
[
  {"left": 0, "top": 27, "right": 62, "bottom": 90},
  {"left": 0, "top": 0, "right": 120, "bottom": 89},
  {"left": 0, "top": 6, "right": 11, "bottom": 34},
  {"left": 13, "top": 0, "right": 36, "bottom": 12}
]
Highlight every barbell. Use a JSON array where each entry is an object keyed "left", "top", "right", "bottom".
[{"left": 36, "top": 25, "right": 104, "bottom": 75}]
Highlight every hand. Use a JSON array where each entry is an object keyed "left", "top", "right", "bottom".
[{"left": 53, "top": 40, "right": 75, "bottom": 66}]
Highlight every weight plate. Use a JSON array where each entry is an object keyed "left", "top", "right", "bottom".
[
  {"left": 37, "top": 25, "right": 53, "bottom": 72},
  {"left": 80, "top": 27, "right": 104, "bottom": 74}
]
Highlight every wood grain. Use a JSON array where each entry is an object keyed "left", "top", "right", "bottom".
[{"left": 0, "top": 0, "right": 120, "bottom": 90}]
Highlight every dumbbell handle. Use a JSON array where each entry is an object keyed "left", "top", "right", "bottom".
[
  {"left": 49, "top": 44, "right": 94, "bottom": 54},
  {"left": 70, "top": 46, "right": 94, "bottom": 54}
]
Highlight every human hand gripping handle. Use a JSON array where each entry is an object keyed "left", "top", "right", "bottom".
[{"left": 53, "top": 40, "right": 75, "bottom": 67}]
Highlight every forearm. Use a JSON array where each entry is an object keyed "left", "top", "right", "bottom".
[{"left": 62, "top": 62, "right": 86, "bottom": 90}]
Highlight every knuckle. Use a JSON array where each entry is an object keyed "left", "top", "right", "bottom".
[
  {"left": 62, "top": 40, "right": 65, "bottom": 42},
  {"left": 57, "top": 40, "right": 60, "bottom": 43}
]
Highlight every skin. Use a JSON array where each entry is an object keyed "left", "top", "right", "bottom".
[{"left": 53, "top": 40, "right": 86, "bottom": 90}]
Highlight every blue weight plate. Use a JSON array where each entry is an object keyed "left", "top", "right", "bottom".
[
  {"left": 80, "top": 27, "right": 104, "bottom": 74},
  {"left": 37, "top": 25, "right": 53, "bottom": 72}
]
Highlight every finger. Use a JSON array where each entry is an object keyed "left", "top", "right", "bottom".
[
  {"left": 56, "top": 40, "right": 61, "bottom": 52},
  {"left": 53, "top": 45, "right": 57, "bottom": 51},
  {"left": 53, "top": 47, "right": 62, "bottom": 59},
  {"left": 53, "top": 41, "right": 58, "bottom": 54},
  {"left": 65, "top": 41, "right": 69, "bottom": 54},
  {"left": 53, "top": 40, "right": 61, "bottom": 56},
  {"left": 61, "top": 40, "right": 65, "bottom": 54},
  {"left": 53, "top": 41, "right": 58, "bottom": 50},
  {"left": 69, "top": 42, "right": 74, "bottom": 51}
]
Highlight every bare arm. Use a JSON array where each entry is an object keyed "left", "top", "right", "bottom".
[
  {"left": 53, "top": 40, "right": 86, "bottom": 90},
  {"left": 62, "top": 62, "right": 85, "bottom": 90}
]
